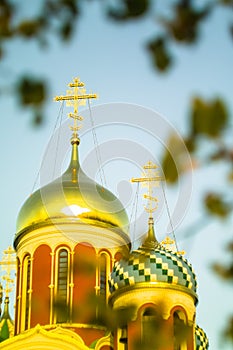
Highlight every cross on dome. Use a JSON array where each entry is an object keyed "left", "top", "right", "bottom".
[
  {"left": 54, "top": 77, "right": 97, "bottom": 144},
  {"left": 131, "top": 160, "right": 162, "bottom": 220},
  {"left": 0, "top": 247, "right": 16, "bottom": 298}
]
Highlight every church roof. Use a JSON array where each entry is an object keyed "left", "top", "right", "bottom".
[
  {"left": 195, "top": 324, "right": 209, "bottom": 350},
  {"left": 15, "top": 142, "right": 129, "bottom": 246},
  {"left": 0, "top": 297, "right": 14, "bottom": 342},
  {"left": 0, "top": 324, "right": 90, "bottom": 350},
  {"left": 109, "top": 219, "right": 197, "bottom": 300},
  {"left": 109, "top": 244, "right": 197, "bottom": 295}
]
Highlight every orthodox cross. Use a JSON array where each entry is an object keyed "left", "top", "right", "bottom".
[
  {"left": 54, "top": 77, "right": 97, "bottom": 142},
  {"left": 161, "top": 236, "right": 185, "bottom": 255},
  {"left": 0, "top": 246, "right": 16, "bottom": 298},
  {"left": 131, "top": 161, "right": 162, "bottom": 220}
]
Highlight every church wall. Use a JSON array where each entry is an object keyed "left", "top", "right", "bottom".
[
  {"left": 111, "top": 286, "right": 196, "bottom": 350},
  {"left": 13, "top": 223, "right": 129, "bottom": 346}
]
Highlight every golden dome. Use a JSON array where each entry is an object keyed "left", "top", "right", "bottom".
[{"left": 15, "top": 142, "right": 129, "bottom": 240}]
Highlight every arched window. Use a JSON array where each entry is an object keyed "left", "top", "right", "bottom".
[
  {"left": 21, "top": 254, "right": 31, "bottom": 331},
  {"left": 15, "top": 257, "right": 20, "bottom": 334},
  {"left": 173, "top": 311, "right": 187, "bottom": 350},
  {"left": 55, "top": 248, "right": 69, "bottom": 323},
  {"left": 141, "top": 306, "right": 161, "bottom": 349},
  {"left": 99, "top": 254, "right": 107, "bottom": 298},
  {"left": 142, "top": 307, "right": 157, "bottom": 339},
  {"left": 99, "top": 252, "right": 110, "bottom": 300},
  {"left": 25, "top": 256, "right": 31, "bottom": 330}
]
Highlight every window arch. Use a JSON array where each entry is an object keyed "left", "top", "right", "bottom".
[
  {"left": 140, "top": 306, "right": 161, "bottom": 349},
  {"left": 55, "top": 248, "right": 70, "bottom": 323},
  {"left": 173, "top": 310, "right": 187, "bottom": 350},
  {"left": 15, "top": 257, "right": 20, "bottom": 334},
  {"left": 21, "top": 254, "right": 31, "bottom": 331},
  {"left": 98, "top": 251, "right": 111, "bottom": 300},
  {"left": 99, "top": 254, "right": 107, "bottom": 297}
]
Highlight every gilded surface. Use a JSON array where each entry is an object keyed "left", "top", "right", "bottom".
[{"left": 16, "top": 144, "right": 129, "bottom": 237}]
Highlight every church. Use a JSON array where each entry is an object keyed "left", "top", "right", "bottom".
[{"left": 0, "top": 78, "right": 208, "bottom": 349}]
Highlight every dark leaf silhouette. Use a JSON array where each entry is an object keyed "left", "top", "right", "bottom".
[
  {"left": 147, "top": 37, "right": 172, "bottom": 71},
  {"left": 161, "top": 1, "right": 211, "bottom": 44},
  {"left": 0, "top": 0, "right": 13, "bottom": 41},
  {"left": 213, "top": 262, "right": 233, "bottom": 280},
  {"left": 190, "top": 97, "right": 228, "bottom": 138},
  {"left": 33, "top": 111, "right": 43, "bottom": 126},
  {"left": 204, "top": 192, "right": 231, "bottom": 218},
  {"left": 212, "top": 240, "right": 233, "bottom": 281},
  {"left": 162, "top": 150, "right": 179, "bottom": 183},
  {"left": 108, "top": 0, "right": 150, "bottom": 21},
  {"left": 17, "top": 18, "right": 46, "bottom": 38},
  {"left": 17, "top": 77, "right": 47, "bottom": 107},
  {"left": 223, "top": 316, "right": 233, "bottom": 343}
]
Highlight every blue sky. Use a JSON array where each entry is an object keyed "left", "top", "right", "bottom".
[{"left": 0, "top": 1, "right": 233, "bottom": 349}]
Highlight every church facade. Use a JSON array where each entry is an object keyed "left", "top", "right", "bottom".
[{"left": 0, "top": 78, "right": 208, "bottom": 349}]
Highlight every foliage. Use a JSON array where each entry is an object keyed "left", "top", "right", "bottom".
[
  {"left": 0, "top": 0, "right": 233, "bottom": 344},
  {"left": 0, "top": 0, "right": 232, "bottom": 124},
  {"left": 108, "top": 0, "right": 150, "bottom": 20}
]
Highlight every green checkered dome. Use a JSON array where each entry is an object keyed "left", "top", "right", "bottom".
[
  {"left": 109, "top": 219, "right": 197, "bottom": 296},
  {"left": 195, "top": 325, "right": 209, "bottom": 349}
]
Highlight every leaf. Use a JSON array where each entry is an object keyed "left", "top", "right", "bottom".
[
  {"left": 0, "top": 0, "right": 13, "bottom": 38},
  {"left": 161, "top": 133, "right": 194, "bottom": 184},
  {"left": 17, "top": 19, "right": 43, "bottom": 38},
  {"left": 190, "top": 97, "right": 228, "bottom": 138},
  {"left": 17, "top": 76, "right": 47, "bottom": 107},
  {"left": 204, "top": 192, "right": 231, "bottom": 218},
  {"left": 223, "top": 316, "right": 233, "bottom": 343},
  {"left": 108, "top": 0, "right": 150, "bottom": 21},
  {"left": 212, "top": 262, "right": 233, "bottom": 280},
  {"left": 32, "top": 111, "right": 43, "bottom": 126},
  {"left": 61, "top": 0, "right": 79, "bottom": 16},
  {"left": 227, "top": 241, "right": 233, "bottom": 253},
  {"left": 161, "top": 149, "right": 179, "bottom": 183},
  {"left": 220, "top": 0, "right": 233, "bottom": 6},
  {"left": 210, "top": 99, "right": 229, "bottom": 136},
  {"left": 162, "top": 2, "right": 211, "bottom": 44},
  {"left": 147, "top": 37, "right": 172, "bottom": 72},
  {"left": 59, "top": 21, "right": 73, "bottom": 41},
  {"left": 229, "top": 22, "right": 233, "bottom": 36},
  {"left": 184, "top": 136, "right": 196, "bottom": 153},
  {"left": 0, "top": 46, "right": 3, "bottom": 60}
]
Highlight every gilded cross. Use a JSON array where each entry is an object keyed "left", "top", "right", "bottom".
[
  {"left": 54, "top": 77, "right": 97, "bottom": 141},
  {"left": 0, "top": 246, "right": 16, "bottom": 297},
  {"left": 131, "top": 161, "right": 163, "bottom": 219}
]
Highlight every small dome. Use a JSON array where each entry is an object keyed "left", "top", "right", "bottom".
[
  {"left": 109, "top": 226, "right": 197, "bottom": 296},
  {"left": 195, "top": 325, "right": 209, "bottom": 349},
  {"left": 0, "top": 297, "right": 14, "bottom": 342},
  {"left": 15, "top": 143, "right": 129, "bottom": 242}
]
